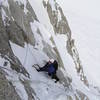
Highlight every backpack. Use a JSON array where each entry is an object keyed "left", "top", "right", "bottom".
[{"left": 53, "top": 60, "right": 58, "bottom": 70}]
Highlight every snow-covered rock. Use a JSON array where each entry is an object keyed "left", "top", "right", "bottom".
[{"left": 0, "top": 0, "right": 100, "bottom": 100}]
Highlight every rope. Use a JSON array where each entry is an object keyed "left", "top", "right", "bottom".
[
  {"left": 22, "top": 43, "right": 29, "bottom": 66},
  {"left": 21, "top": 12, "right": 29, "bottom": 67}
]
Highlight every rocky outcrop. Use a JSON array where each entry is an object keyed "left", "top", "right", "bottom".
[
  {"left": 75, "top": 89, "right": 89, "bottom": 100},
  {"left": 2, "top": 0, "right": 38, "bottom": 46},
  {"left": 20, "top": 79, "right": 37, "bottom": 100},
  {"left": 46, "top": 1, "right": 71, "bottom": 35},
  {"left": 0, "top": 69, "right": 21, "bottom": 100},
  {"left": 67, "top": 39, "right": 89, "bottom": 86},
  {"left": 0, "top": 9, "right": 29, "bottom": 77}
]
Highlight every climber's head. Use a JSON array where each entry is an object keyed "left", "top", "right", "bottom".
[{"left": 49, "top": 59, "right": 55, "bottom": 63}]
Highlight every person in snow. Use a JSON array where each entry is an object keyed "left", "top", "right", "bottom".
[{"left": 37, "top": 59, "right": 59, "bottom": 83}]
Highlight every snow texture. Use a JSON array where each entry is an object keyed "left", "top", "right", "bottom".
[
  {"left": 1, "top": 0, "right": 100, "bottom": 100},
  {"left": 57, "top": 0, "right": 100, "bottom": 89}
]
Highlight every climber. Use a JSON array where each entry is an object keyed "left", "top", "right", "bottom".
[{"left": 36, "top": 59, "right": 59, "bottom": 83}]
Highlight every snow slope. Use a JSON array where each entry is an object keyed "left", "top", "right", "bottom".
[
  {"left": 57, "top": 0, "right": 100, "bottom": 88},
  {"left": 9, "top": 42, "right": 67, "bottom": 100},
  {"left": 0, "top": 0, "right": 100, "bottom": 100}
]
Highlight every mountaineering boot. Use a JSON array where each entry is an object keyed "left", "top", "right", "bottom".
[
  {"left": 51, "top": 74, "right": 59, "bottom": 83},
  {"left": 55, "top": 78, "right": 59, "bottom": 83}
]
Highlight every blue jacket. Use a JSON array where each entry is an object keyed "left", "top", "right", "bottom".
[{"left": 48, "top": 64, "right": 55, "bottom": 74}]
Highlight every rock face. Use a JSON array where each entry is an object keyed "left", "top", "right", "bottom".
[
  {"left": 0, "top": 69, "right": 21, "bottom": 100},
  {"left": 0, "top": 0, "right": 37, "bottom": 99},
  {"left": 0, "top": 0, "right": 99, "bottom": 100},
  {"left": 0, "top": 1, "right": 32, "bottom": 77},
  {"left": 1, "top": 0, "right": 37, "bottom": 46},
  {"left": 20, "top": 79, "right": 36, "bottom": 100}
]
